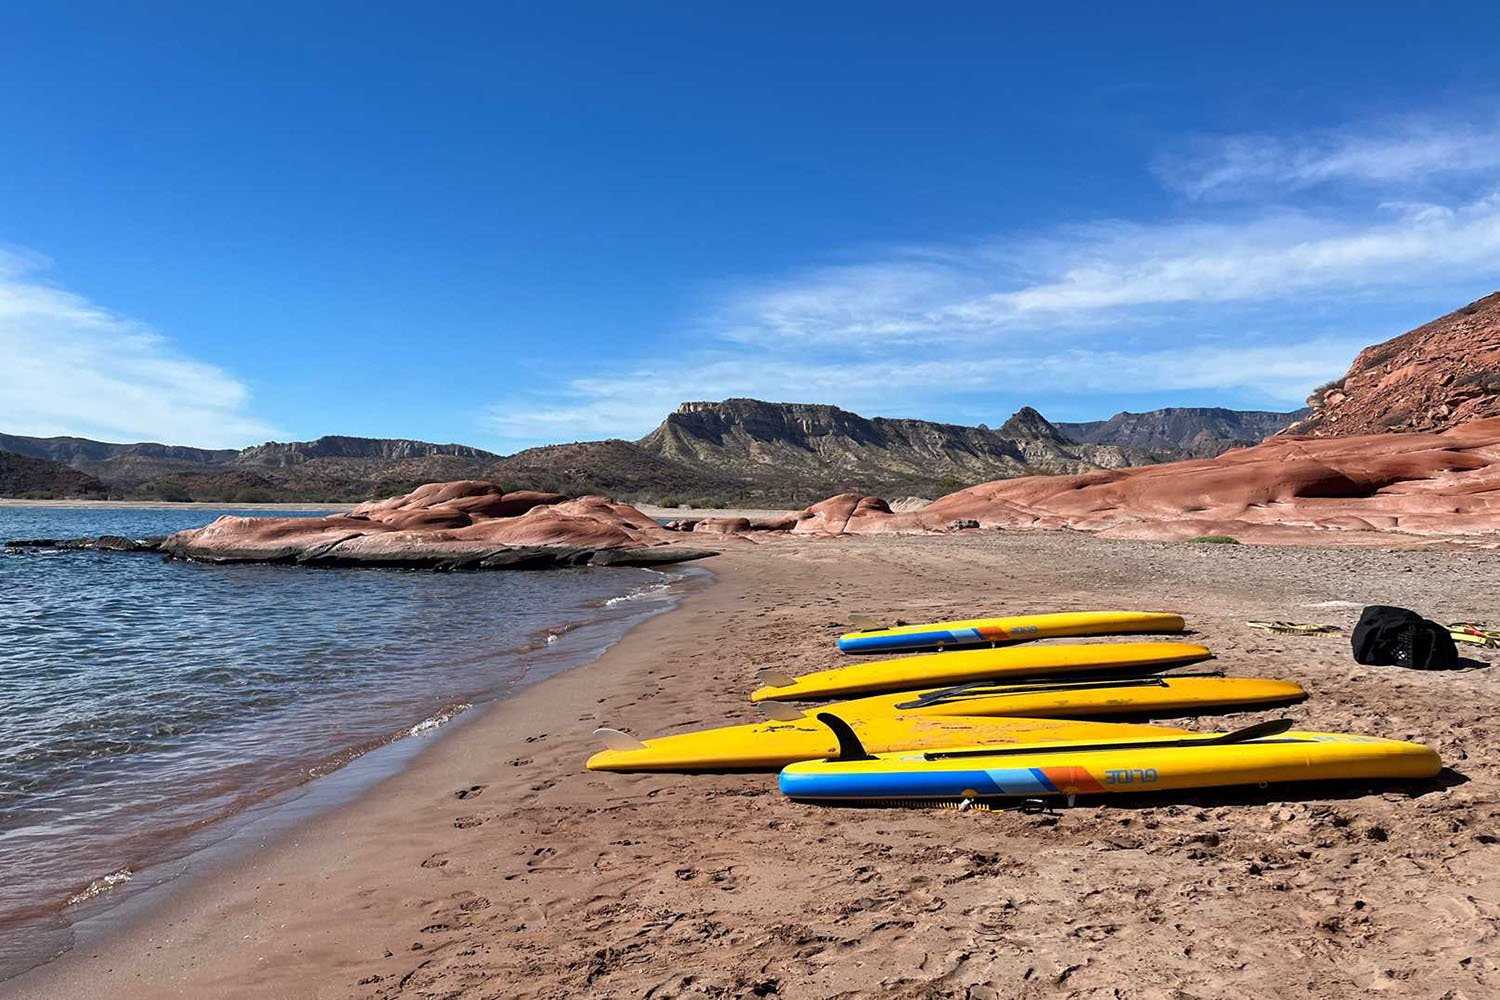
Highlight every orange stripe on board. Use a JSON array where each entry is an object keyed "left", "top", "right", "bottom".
[{"left": 1041, "top": 765, "right": 1107, "bottom": 795}]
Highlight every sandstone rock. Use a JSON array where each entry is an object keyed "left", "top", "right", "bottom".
[
  {"left": 692, "top": 517, "right": 753, "bottom": 534},
  {"left": 765, "top": 418, "right": 1500, "bottom": 546},
  {"left": 1284, "top": 292, "right": 1500, "bottom": 438},
  {"left": 145, "top": 482, "right": 715, "bottom": 569}
]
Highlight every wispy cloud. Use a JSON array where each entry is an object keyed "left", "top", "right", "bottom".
[
  {"left": 1155, "top": 117, "right": 1500, "bottom": 200},
  {"left": 717, "top": 194, "right": 1500, "bottom": 347},
  {"left": 0, "top": 250, "right": 277, "bottom": 447},
  {"left": 487, "top": 114, "right": 1500, "bottom": 447}
]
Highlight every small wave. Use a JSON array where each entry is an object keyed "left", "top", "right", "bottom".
[
  {"left": 604, "top": 580, "right": 674, "bottom": 607},
  {"left": 405, "top": 703, "right": 471, "bottom": 737},
  {"left": 67, "top": 868, "right": 132, "bottom": 906}
]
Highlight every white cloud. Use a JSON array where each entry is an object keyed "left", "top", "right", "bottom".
[
  {"left": 716, "top": 195, "right": 1500, "bottom": 347},
  {"left": 0, "top": 250, "right": 277, "bottom": 447},
  {"left": 1155, "top": 119, "right": 1500, "bottom": 200},
  {"left": 489, "top": 116, "right": 1500, "bottom": 447}
]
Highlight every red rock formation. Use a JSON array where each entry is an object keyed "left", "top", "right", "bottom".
[
  {"left": 156, "top": 481, "right": 714, "bottom": 568},
  {"left": 769, "top": 418, "right": 1500, "bottom": 546},
  {"left": 788, "top": 494, "right": 894, "bottom": 535},
  {"left": 1284, "top": 292, "right": 1500, "bottom": 438}
]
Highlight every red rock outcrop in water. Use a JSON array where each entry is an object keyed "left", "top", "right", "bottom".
[
  {"left": 1283, "top": 292, "right": 1500, "bottom": 438},
  {"left": 768, "top": 418, "right": 1500, "bottom": 546},
  {"left": 154, "top": 481, "right": 714, "bottom": 568}
]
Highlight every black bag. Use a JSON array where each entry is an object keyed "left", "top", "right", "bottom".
[{"left": 1352, "top": 606, "right": 1458, "bottom": 669}]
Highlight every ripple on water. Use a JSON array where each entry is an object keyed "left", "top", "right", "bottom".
[{"left": 0, "top": 505, "right": 683, "bottom": 979}]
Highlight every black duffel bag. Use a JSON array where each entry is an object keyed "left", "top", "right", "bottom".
[{"left": 1352, "top": 605, "right": 1459, "bottom": 669}]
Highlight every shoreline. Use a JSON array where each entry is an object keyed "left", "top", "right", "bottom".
[
  {"left": 8, "top": 532, "right": 1499, "bottom": 998},
  {"left": 0, "top": 560, "right": 707, "bottom": 989},
  {"left": 0, "top": 498, "right": 801, "bottom": 520},
  {"left": 5, "top": 554, "right": 731, "bottom": 999}
]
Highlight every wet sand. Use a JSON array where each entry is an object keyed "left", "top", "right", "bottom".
[{"left": 9, "top": 531, "right": 1500, "bottom": 999}]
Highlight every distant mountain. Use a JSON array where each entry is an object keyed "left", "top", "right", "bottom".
[
  {"left": 0, "top": 433, "right": 502, "bottom": 503},
  {"left": 1283, "top": 291, "right": 1500, "bottom": 438},
  {"left": 635, "top": 398, "right": 1146, "bottom": 503},
  {"left": 0, "top": 401, "right": 1311, "bottom": 505},
  {"left": 1056, "top": 406, "right": 1307, "bottom": 458},
  {"left": 0, "top": 433, "right": 234, "bottom": 469},
  {"left": 488, "top": 439, "right": 743, "bottom": 502},
  {"left": 235, "top": 435, "right": 497, "bottom": 467},
  {"left": 0, "top": 449, "right": 106, "bottom": 499}
]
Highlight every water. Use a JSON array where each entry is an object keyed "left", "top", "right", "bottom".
[{"left": 0, "top": 506, "right": 687, "bottom": 979}]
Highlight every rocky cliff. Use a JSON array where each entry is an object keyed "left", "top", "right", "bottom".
[
  {"left": 636, "top": 398, "right": 1143, "bottom": 503},
  {"left": 1283, "top": 292, "right": 1500, "bottom": 438},
  {"left": 234, "top": 436, "right": 497, "bottom": 467}
]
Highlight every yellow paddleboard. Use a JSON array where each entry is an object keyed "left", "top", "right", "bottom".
[
  {"left": 845, "top": 674, "right": 1304, "bottom": 718},
  {"left": 751, "top": 641, "right": 1213, "bottom": 702},
  {"left": 778, "top": 721, "right": 1441, "bottom": 802},
  {"left": 837, "top": 610, "right": 1185, "bottom": 654},
  {"left": 587, "top": 716, "right": 1186, "bottom": 773}
]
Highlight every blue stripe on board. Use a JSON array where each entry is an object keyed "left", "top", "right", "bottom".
[
  {"left": 836, "top": 628, "right": 979, "bottom": 653},
  {"left": 779, "top": 766, "right": 1064, "bottom": 800}
]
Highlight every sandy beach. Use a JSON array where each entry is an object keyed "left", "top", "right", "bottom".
[{"left": 9, "top": 531, "right": 1500, "bottom": 999}]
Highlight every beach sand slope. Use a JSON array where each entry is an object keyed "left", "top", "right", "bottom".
[{"left": 10, "top": 532, "right": 1500, "bottom": 999}]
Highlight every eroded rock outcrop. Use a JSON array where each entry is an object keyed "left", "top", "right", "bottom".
[
  {"left": 6, "top": 481, "right": 716, "bottom": 570},
  {"left": 760, "top": 418, "right": 1500, "bottom": 546},
  {"left": 1284, "top": 292, "right": 1500, "bottom": 438}
]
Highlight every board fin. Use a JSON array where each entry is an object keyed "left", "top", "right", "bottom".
[
  {"left": 846, "top": 614, "right": 884, "bottom": 632},
  {"left": 814, "top": 712, "right": 874, "bottom": 761},
  {"left": 759, "top": 702, "right": 804, "bottom": 722},
  {"left": 758, "top": 668, "right": 794, "bottom": 688},
  {"left": 593, "top": 727, "right": 647, "bottom": 752}
]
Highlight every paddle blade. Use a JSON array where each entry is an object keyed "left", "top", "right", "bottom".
[
  {"left": 593, "top": 727, "right": 647, "bottom": 752},
  {"left": 759, "top": 702, "right": 804, "bottom": 721},
  {"left": 1213, "top": 718, "right": 1295, "bottom": 744}
]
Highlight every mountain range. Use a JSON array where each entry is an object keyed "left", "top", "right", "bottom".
[
  {"left": 7, "top": 292, "right": 1496, "bottom": 507},
  {"left": 1057, "top": 407, "right": 1309, "bottom": 458},
  {"left": 0, "top": 401, "right": 1302, "bottom": 505}
]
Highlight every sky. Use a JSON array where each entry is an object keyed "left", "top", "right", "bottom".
[{"left": 3, "top": 4, "right": 1500, "bottom": 451}]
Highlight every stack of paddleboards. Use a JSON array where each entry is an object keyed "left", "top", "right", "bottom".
[{"left": 588, "top": 610, "right": 1441, "bottom": 807}]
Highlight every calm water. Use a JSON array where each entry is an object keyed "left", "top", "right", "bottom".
[{"left": 0, "top": 506, "right": 685, "bottom": 979}]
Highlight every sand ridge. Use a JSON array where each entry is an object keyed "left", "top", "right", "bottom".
[{"left": 8, "top": 532, "right": 1500, "bottom": 999}]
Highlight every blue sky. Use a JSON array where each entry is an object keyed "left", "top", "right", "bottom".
[{"left": 3, "top": 4, "right": 1499, "bottom": 450}]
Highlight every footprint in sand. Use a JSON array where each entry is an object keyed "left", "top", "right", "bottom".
[
  {"left": 454, "top": 784, "right": 487, "bottom": 800},
  {"left": 420, "top": 853, "right": 450, "bottom": 869},
  {"left": 453, "top": 815, "right": 486, "bottom": 829}
]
